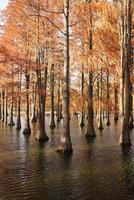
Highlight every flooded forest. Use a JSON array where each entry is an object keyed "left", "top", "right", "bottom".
[{"left": 0, "top": 0, "right": 134, "bottom": 200}]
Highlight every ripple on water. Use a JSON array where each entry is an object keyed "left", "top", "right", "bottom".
[{"left": 0, "top": 118, "right": 134, "bottom": 200}]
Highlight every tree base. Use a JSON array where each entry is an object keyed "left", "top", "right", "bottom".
[
  {"left": 80, "top": 122, "right": 85, "bottom": 127},
  {"left": 16, "top": 124, "right": 21, "bottom": 131},
  {"left": 23, "top": 127, "right": 31, "bottom": 135},
  {"left": 57, "top": 118, "right": 61, "bottom": 122},
  {"left": 98, "top": 126, "right": 104, "bottom": 130},
  {"left": 36, "top": 133, "right": 49, "bottom": 142},
  {"left": 129, "top": 121, "right": 134, "bottom": 129},
  {"left": 114, "top": 117, "right": 118, "bottom": 121},
  {"left": 121, "top": 142, "right": 132, "bottom": 147},
  {"left": 85, "top": 133, "right": 96, "bottom": 138},
  {"left": 57, "top": 147, "right": 73, "bottom": 155},
  {"left": 8, "top": 121, "right": 15, "bottom": 127},
  {"left": 31, "top": 117, "right": 37, "bottom": 123},
  {"left": 106, "top": 122, "right": 110, "bottom": 126},
  {"left": 49, "top": 124, "right": 56, "bottom": 129}
]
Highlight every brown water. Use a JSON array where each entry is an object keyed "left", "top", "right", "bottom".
[{"left": 0, "top": 116, "right": 134, "bottom": 200}]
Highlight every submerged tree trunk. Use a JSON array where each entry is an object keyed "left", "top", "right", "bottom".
[
  {"left": 57, "top": 0, "right": 72, "bottom": 154},
  {"left": 36, "top": 66, "right": 49, "bottom": 142},
  {"left": 8, "top": 85, "right": 15, "bottom": 127},
  {"left": 114, "top": 78, "right": 119, "bottom": 121},
  {"left": 0, "top": 93, "right": 1, "bottom": 121},
  {"left": 80, "top": 68, "right": 85, "bottom": 127},
  {"left": 106, "top": 68, "right": 110, "bottom": 126},
  {"left": 16, "top": 97, "right": 21, "bottom": 131},
  {"left": 23, "top": 74, "right": 31, "bottom": 135},
  {"left": 35, "top": 1, "right": 49, "bottom": 142},
  {"left": 57, "top": 65, "right": 62, "bottom": 122},
  {"left": 31, "top": 83, "right": 37, "bottom": 123},
  {"left": 86, "top": 72, "right": 96, "bottom": 137},
  {"left": 119, "top": 7, "right": 125, "bottom": 116},
  {"left": 5, "top": 96, "right": 8, "bottom": 124},
  {"left": 121, "top": 69, "right": 131, "bottom": 145},
  {"left": 98, "top": 69, "right": 103, "bottom": 129},
  {"left": 49, "top": 64, "right": 55, "bottom": 128},
  {"left": 121, "top": 0, "right": 132, "bottom": 146},
  {"left": 16, "top": 73, "right": 22, "bottom": 130},
  {"left": 5, "top": 87, "right": 8, "bottom": 124},
  {"left": 2, "top": 89, "right": 5, "bottom": 122},
  {"left": 128, "top": 82, "right": 133, "bottom": 129}
]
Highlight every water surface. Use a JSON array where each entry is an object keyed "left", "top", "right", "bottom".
[{"left": 0, "top": 117, "right": 134, "bottom": 200}]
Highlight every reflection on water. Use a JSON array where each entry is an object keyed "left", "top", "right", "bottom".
[{"left": 0, "top": 117, "right": 134, "bottom": 200}]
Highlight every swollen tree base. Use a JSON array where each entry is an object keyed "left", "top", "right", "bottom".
[
  {"left": 23, "top": 125, "right": 31, "bottom": 135},
  {"left": 85, "top": 133, "right": 96, "bottom": 138},
  {"left": 31, "top": 116, "right": 37, "bottom": 123},
  {"left": 121, "top": 126, "right": 132, "bottom": 146},
  {"left": 57, "top": 148, "right": 73, "bottom": 155},
  {"left": 80, "top": 121, "right": 85, "bottom": 127},
  {"left": 49, "top": 121, "right": 56, "bottom": 129},
  {"left": 121, "top": 142, "right": 132, "bottom": 147},
  {"left": 57, "top": 134, "right": 73, "bottom": 155},
  {"left": 114, "top": 115, "right": 119, "bottom": 121},
  {"left": 8, "top": 120, "right": 15, "bottom": 127},
  {"left": 36, "top": 132, "right": 49, "bottom": 142},
  {"left": 106, "top": 122, "right": 110, "bottom": 126},
  {"left": 80, "top": 114, "right": 85, "bottom": 127}
]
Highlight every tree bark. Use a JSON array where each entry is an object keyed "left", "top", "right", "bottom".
[
  {"left": 31, "top": 83, "right": 37, "bottom": 123},
  {"left": 121, "top": 0, "right": 132, "bottom": 146},
  {"left": 57, "top": 0, "right": 72, "bottom": 154},
  {"left": 80, "top": 69, "right": 85, "bottom": 127},
  {"left": 8, "top": 81, "right": 15, "bottom": 127},
  {"left": 114, "top": 78, "right": 119, "bottom": 121},
  {"left": 86, "top": 72, "right": 96, "bottom": 137},
  {"left": 2, "top": 89, "right": 5, "bottom": 122},
  {"left": 57, "top": 65, "right": 62, "bottom": 122},
  {"left": 23, "top": 74, "right": 31, "bottom": 135},
  {"left": 98, "top": 69, "right": 103, "bottom": 129},
  {"left": 49, "top": 64, "right": 56, "bottom": 128},
  {"left": 36, "top": 65, "right": 49, "bottom": 142},
  {"left": 16, "top": 97, "right": 21, "bottom": 131},
  {"left": 106, "top": 68, "right": 110, "bottom": 126},
  {"left": 128, "top": 82, "right": 133, "bottom": 129}
]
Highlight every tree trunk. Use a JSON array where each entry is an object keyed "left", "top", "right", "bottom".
[
  {"left": 23, "top": 74, "right": 31, "bottom": 135},
  {"left": 31, "top": 83, "right": 37, "bottom": 123},
  {"left": 106, "top": 69, "right": 110, "bottom": 126},
  {"left": 16, "top": 97, "right": 21, "bottom": 130},
  {"left": 5, "top": 97, "right": 8, "bottom": 124},
  {"left": 128, "top": 82, "right": 133, "bottom": 128},
  {"left": 121, "top": 0, "right": 132, "bottom": 146},
  {"left": 57, "top": 65, "right": 61, "bottom": 122},
  {"left": 80, "top": 69, "right": 85, "bottom": 127},
  {"left": 114, "top": 78, "right": 119, "bottom": 121},
  {"left": 119, "top": 9, "right": 125, "bottom": 116},
  {"left": 0, "top": 93, "right": 2, "bottom": 121},
  {"left": 57, "top": 0, "right": 72, "bottom": 154},
  {"left": 85, "top": 72, "right": 96, "bottom": 137},
  {"left": 49, "top": 64, "right": 55, "bottom": 128},
  {"left": 121, "top": 69, "right": 131, "bottom": 145},
  {"left": 2, "top": 89, "right": 5, "bottom": 122},
  {"left": 98, "top": 69, "right": 103, "bottom": 129},
  {"left": 36, "top": 66, "right": 49, "bottom": 142},
  {"left": 8, "top": 87, "right": 15, "bottom": 127}
]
